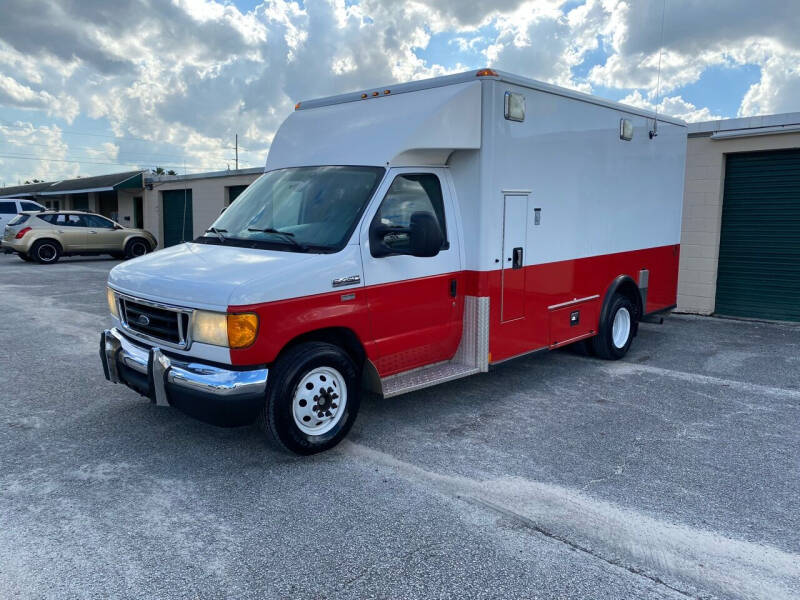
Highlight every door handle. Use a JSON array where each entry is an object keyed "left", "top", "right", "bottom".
[
  {"left": 512, "top": 247, "right": 523, "bottom": 269},
  {"left": 450, "top": 278, "right": 457, "bottom": 298},
  {"left": 88, "top": 231, "right": 98, "bottom": 234}
]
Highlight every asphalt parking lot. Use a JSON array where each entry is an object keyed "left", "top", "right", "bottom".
[{"left": 1, "top": 252, "right": 798, "bottom": 600}]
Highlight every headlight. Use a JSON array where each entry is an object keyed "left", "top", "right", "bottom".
[
  {"left": 193, "top": 310, "right": 258, "bottom": 348},
  {"left": 107, "top": 287, "right": 119, "bottom": 318}
]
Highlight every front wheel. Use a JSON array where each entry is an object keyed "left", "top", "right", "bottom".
[
  {"left": 258, "top": 342, "right": 360, "bottom": 455},
  {"left": 591, "top": 293, "right": 636, "bottom": 360}
]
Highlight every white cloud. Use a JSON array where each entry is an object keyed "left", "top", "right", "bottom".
[
  {"left": 0, "top": 122, "right": 74, "bottom": 185},
  {"left": 619, "top": 90, "right": 723, "bottom": 123},
  {"left": 0, "top": 0, "right": 798, "bottom": 184},
  {"left": 739, "top": 51, "right": 800, "bottom": 116}
]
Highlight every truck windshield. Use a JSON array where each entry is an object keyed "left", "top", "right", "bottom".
[{"left": 201, "top": 166, "right": 385, "bottom": 253}]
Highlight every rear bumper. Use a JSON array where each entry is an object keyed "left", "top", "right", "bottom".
[{"left": 100, "top": 328, "right": 269, "bottom": 426}]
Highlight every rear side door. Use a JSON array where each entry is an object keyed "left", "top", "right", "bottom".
[
  {"left": 359, "top": 168, "right": 463, "bottom": 376},
  {"left": 55, "top": 214, "right": 89, "bottom": 250}
]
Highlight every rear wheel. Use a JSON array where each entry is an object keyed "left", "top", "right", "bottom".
[
  {"left": 125, "top": 238, "right": 150, "bottom": 259},
  {"left": 258, "top": 342, "right": 360, "bottom": 455},
  {"left": 30, "top": 240, "right": 61, "bottom": 264},
  {"left": 591, "top": 293, "right": 635, "bottom": 359}
]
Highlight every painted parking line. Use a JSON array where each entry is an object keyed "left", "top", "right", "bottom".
[{"left": 561, "top": 355, "right": 800, "bottom": 401}]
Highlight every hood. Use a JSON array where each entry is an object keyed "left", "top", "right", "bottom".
[{"left": 108, "top": 242, "right": 316, "bottom": 310}]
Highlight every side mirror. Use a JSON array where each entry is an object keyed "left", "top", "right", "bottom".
[
  {"left": 408, "top": 211, "right": 443, "bottom": 257},
  {"left": 370, "top": 211, "right": 443, "bottom": 258},
  {"left": 114, "top": 224, "right": 123, "bottom": 230}
]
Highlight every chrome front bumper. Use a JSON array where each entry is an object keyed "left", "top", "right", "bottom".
[{"left": 100, "top": 327, "right": 268, "bottom": 409}]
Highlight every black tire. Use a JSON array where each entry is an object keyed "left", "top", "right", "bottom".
[
  {"left": 125, "top": 238, "right": 150, "bottom": 259},
  {"left": 30, "top": 239, "right": 61, "bottom": 264},
  {"left": 591, "top": 293, "right": 636, "bottom": 360},
  {"left": 258, "top": 342, "right": 361, "bottom": 455}
]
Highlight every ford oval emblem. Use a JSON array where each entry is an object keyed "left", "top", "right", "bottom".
[{"left": 137, "top": 314, "right": 150, "bottom": 326}]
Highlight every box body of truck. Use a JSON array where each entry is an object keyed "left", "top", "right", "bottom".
[{"left": 100, "top": 69, "right": 686, "bottom": 454}]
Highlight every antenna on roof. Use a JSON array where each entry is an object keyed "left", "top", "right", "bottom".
[{"left": 650, "top": 0, "right": 666, "bottom": 139}]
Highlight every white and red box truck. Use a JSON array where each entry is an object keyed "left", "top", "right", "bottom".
[{"left": 100, "top": 69, "right": 686, "bottom": 454}]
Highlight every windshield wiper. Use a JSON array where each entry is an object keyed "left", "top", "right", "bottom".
[
  {"left": 247, "top": 227, "right": 307, "bottom": 251},
  {"left": 205, "top": 227, "right": 227, "bottom": 242}
]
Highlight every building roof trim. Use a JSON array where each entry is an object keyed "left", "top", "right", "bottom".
[
  {"left": 145, "top": 166, "right": 264, "bottom": 184},
  {"left": 688, "top": 112, "right": 800, "bottom": 136},
  {"left": 39, "top": 186, "right": 115, "bottom": 195}
]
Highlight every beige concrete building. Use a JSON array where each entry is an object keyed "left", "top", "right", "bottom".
[
  {"left": 142, "top": 167, "right": 262, "bottom": 247},
  {"left": 679, "top": 113, "right": 800, "bottom": 321}
]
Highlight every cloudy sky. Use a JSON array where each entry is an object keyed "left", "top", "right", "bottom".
[{"left": 0, "top": 0, "right": 798, "bottom": 186}]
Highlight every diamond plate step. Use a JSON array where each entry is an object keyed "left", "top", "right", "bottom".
[{"left": 381, "top": 362, "right": 480, "bottom": 398}]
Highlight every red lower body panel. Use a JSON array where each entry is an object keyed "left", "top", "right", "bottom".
[
  {"left": 465, "top": 244, "right": 679, "bottom": 362},
  {"left": 230, "top": 244, "right": 679, "bottom": 372}
]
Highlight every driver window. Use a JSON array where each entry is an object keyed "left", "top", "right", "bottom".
[{"left": 374, "top": 173, "right": 447, "bottom": 252}]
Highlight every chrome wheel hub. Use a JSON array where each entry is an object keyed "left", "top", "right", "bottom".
[
  {"left": 292, "top": 366, "right": 347, "bottom": 436},
  {"left": 612, "top": 307, "right": 631, "bottom": 349}
]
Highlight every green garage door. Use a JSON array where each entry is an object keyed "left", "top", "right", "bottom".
[
  {"left": 162, "top": 189, "right": 193, "bottom": 247},
  {"left": 715, "top": 149, "right": 800, "bottom": 321}
]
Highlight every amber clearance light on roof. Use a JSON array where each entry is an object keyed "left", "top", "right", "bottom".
[{"left": 476, "top": 68, "right": 498, "bottom": 77}]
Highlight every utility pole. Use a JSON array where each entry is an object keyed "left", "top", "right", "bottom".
[{"left": 235, "top": 133, "right": 238, "bottom": 171}]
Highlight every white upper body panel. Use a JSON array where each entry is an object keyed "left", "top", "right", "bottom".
[
  {"left": 453, "top": 78, "right": 687, "bottom": 272},
  {"left": 266, "top": 81, "right": 481, "bottom": 170}
]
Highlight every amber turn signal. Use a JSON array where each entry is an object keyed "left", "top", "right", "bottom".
[{"left": 227, "top": 313, "right": 259, "bottom": 348}]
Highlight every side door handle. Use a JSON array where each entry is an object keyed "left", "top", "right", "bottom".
[
  {"left": 512, "top": 247, "right": 523, "bottom": 269},
  {"left": 88, "top": 230, "right": 98, "bottom": 235},
  {"left": 450, "top": 278, "right": 457, "bottom": 298}
]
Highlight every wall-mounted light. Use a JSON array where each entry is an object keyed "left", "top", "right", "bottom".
[
  {"left": 504, "top": 91, "right": 525, "bottom": 122},
  {"left": 620, "top": 118, "right": 634, "bottom": 141}
]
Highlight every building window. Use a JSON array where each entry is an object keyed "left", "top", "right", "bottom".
[{"left": 227, "top": 185, "right": 249, "bottom": 206}]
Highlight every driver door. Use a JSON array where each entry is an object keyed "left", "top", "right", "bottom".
[
  {"left": 359, "top": 168, "right": 463, "bottom": 376},
  {"left": 81, "top": 214, "right": 120, "bottom": 250}
]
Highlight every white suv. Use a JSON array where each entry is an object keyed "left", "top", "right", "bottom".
[{"left": 0, "top": 198, "right": 45, "bottom": 234}]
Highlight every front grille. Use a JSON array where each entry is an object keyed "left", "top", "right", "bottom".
[{"left": 121, "top": 298, "right": 189, "bottom": 346}]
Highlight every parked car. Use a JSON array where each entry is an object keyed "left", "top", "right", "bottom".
[
  {"left": 2, "top": 210, "right": 157, "bottom": 264},
  {"left": 0, "top": 198, "right": 45, "bottom": 234},
  {"left": 100, "top": 69, "right": 686, "bottom": 455}
]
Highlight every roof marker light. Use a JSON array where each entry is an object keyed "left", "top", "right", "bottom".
[
  {"left": 361, "top": 93, "right": 368, "bottom": 99},
  {"left": 294, "top": 102, "right": 301, "bottom": 110},
  {"left": 372, "top": 91, "right": 379, "bottom": 97},
  {"left": 384, "top": 89, "right": 391, "bottom": 95},
  {"left": 476, "top": 68, "right": 498, "bottom": 77}
]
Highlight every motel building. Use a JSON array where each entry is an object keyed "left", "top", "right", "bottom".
[{"left": 1, "top": 111, "right": 799, "bottom": 322}]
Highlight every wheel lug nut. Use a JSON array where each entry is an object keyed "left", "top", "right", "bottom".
[{"left": 325, "top": 410, "right": 332, "bottom": 417}]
